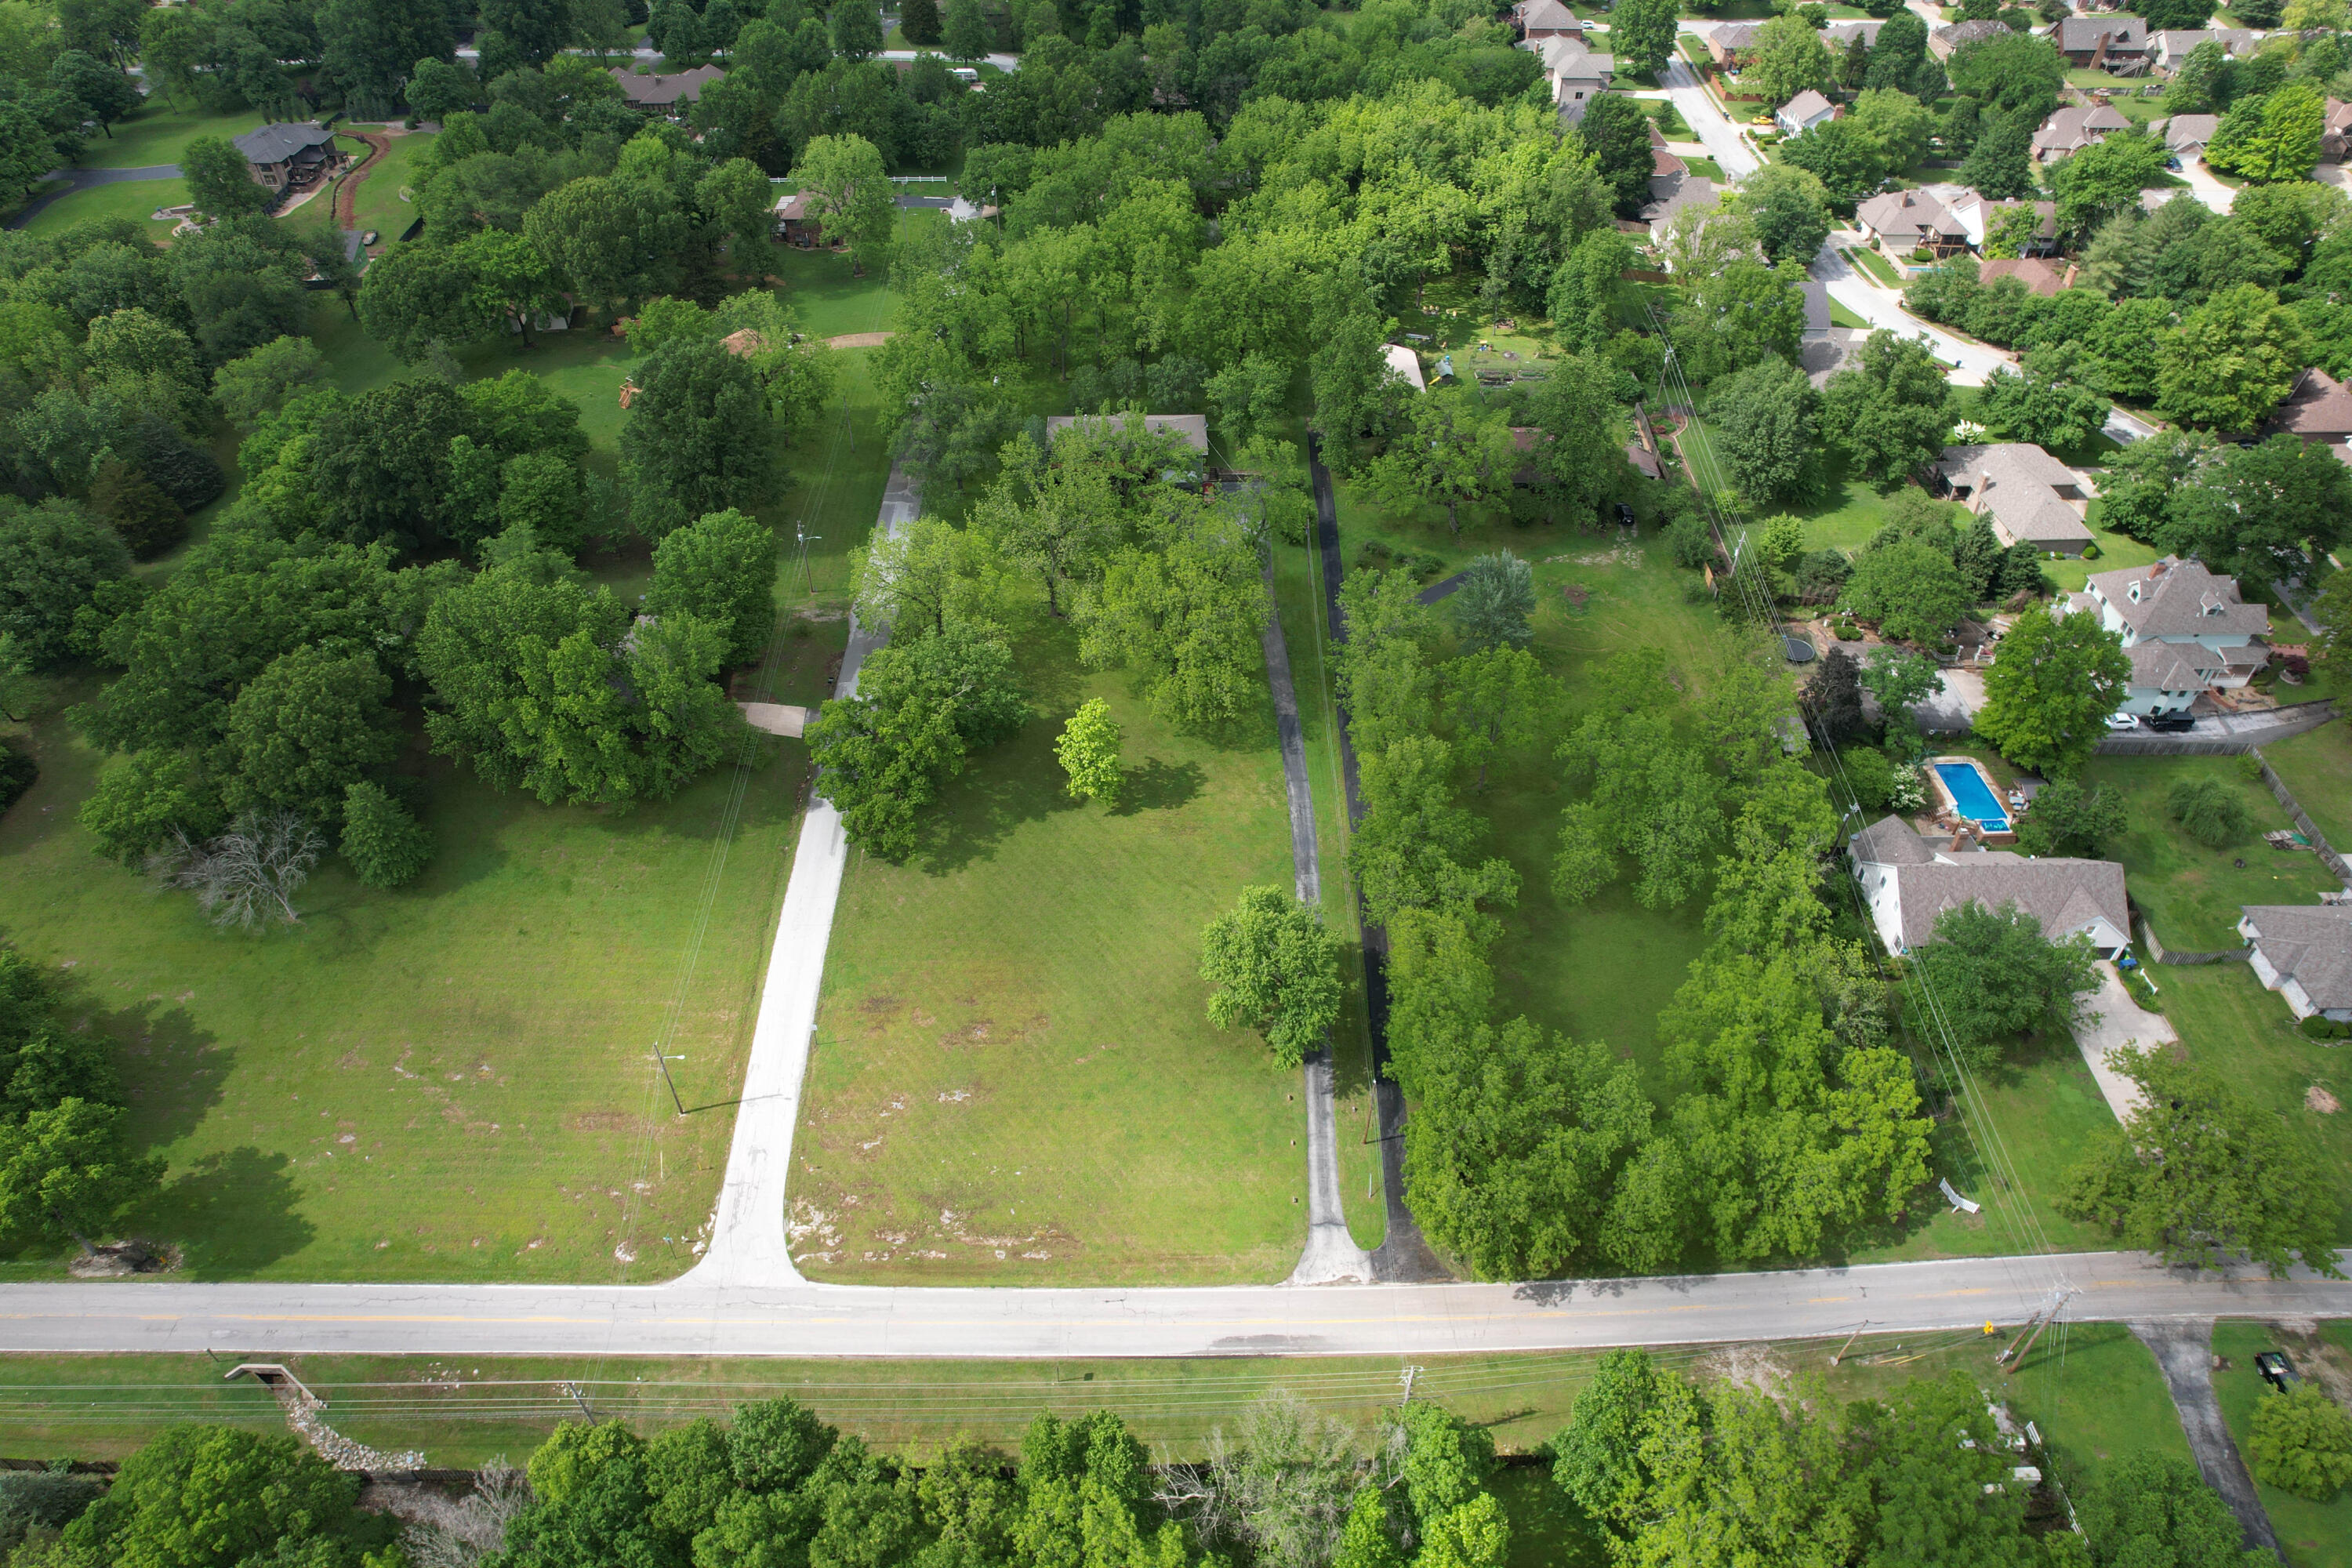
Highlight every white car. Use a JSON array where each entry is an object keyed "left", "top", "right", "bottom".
[{"left": 2104, "top": 710, "right": 2140, "bottom": 731}]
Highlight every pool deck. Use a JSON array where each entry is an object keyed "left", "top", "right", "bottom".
[{"left": 1925, "top": 754, "right": 2020, "bottom": 845}]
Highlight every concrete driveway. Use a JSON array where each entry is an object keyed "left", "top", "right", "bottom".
[
  {"left": 2074, "top": 961, "right": 2171, "bottom": 1123},
  {"left": 1914, "top": 666, "right": 1986, "bottom": 733}
]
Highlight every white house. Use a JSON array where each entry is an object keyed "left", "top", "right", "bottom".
[
  {"left": 1382, "top": 343, "right": 1427, "bottom": 392},
  {"left": 2061, "top": 556, "right": 2271, "bottom": 716},
  {"left": 1776, "top": 89, "right": 1838, "bottom": 138},
  {"left": 1536, "top": 31, "right": 1615, "bottom": 124},
  {"left": 2240, "top": 905, "right": 2352, "bottom": 1022},
  {"left": 1849, "top": 815, "right": 2132, "bottom": 960}
]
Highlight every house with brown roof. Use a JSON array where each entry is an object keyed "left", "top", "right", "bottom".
[
  {"left": 1978, "top": 256, "right": 2073, "bottom": 296},
  {"left": 2270, "top": 367, "right": 2352, "bottom": 454},
  {"left": 611, "top": 64, "right": 724, "bottom": 111},
  {"left": 2240, "top": 905, "right": 2352, "bottom": 1022},
  {"left": 773, "top": 189, "right": 822, "bottom": 245},
  {"left": 1705, "top": 21, "right": 1762, "bottom": 67},
  {"left": 1641, "top": 170, "right": 1719, "bottom": 253},
  {"left": 2324, "top": 97, "right": 2352, "bottom": 163},
  {"left": 2062, "top": 555, "right": 2271, "bottom": 714},
  {"left": 1856, "top": 187, "right": 1970, "bottom": 256},
  {"left": 1929, "top": 17, "right": 2013, "bottom": 60},
  {"left": 1849, "top": 815, "right": 2132, "bottom": 960},
  {"left": 2033, "top": 103, "right": 2134, "bottom": 162},
  {"left": 1044, "top": 412, "right": 1210, "bottom": 453},
  {"left": 1820, "top": 19, "right": 1886, "bottom": 49},
  {"left": 2053, "top": 15, "right": 2150, "bottom": 69},
  {"left": 1937, "top": 441, "right": 2097, "bottom": 556}
]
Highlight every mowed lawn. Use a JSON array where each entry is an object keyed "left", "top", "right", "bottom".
[
  {"left": 0, "top": 236, "right": 903, "bottom": 1281},
  {"left": 0, "top": 626, "right": 837, "bottom": 1283},
  {"left": 20, "top": 176, "right": 187, "bottom": 241},
  {"left": 2211, "top": 1319, "right": 2352, "bottom": 1568},
  {"left": 797, "top": 612, "right": 1306, "bottom": 1285},
  {"left": 76, "top": 101, "right": 256, "bottom": 169},
  {"left": 2263, "top": 724, "right": 2352, "bottom": 860},
  {"left": 344, "top": 125, "right": 437, "bottom": 242},
  {"left": 2160, "top": 963, "right": 2352, "bottom": 1245},
  {"left": 2078, "top": 756, "right": 2343, "bottom": 951}
]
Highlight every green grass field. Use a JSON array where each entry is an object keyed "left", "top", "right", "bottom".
[
  {"left": 2210, "top": 1319, "right": 2352, "bottom": 1568},
  {"left": 75, "top": 103, "right": 256, "bottom": 170},
  {"left": 1845, "top": 246, "right": 1901, "bottom": 288},
  {"left": 0, "top": 624, "right": 837, "bottom": 1284},
  {"left": 0, "top": 223, "right": 917, "bottom": 1283},
  {"left": 1848, "top": 1039, "right": 2124, "bottom": 1265},
  {"left": 2159, "top": 964, "right": 2352, "bottom": 1246},
  {"left": 2263, "top": 725, "right": 2352, "bottom": 860},
  {"left": 19, "top": 176, "right": 187, "bottom": 241},
  {"left": 2079, "top": 757, "right": 2343, "bottom": 952},
  {"left": 0, "top": 1320, "right": 2187, "bottom": 1479},
  {"left": 796, "top": 601, "right": 1308, "bottom": 1285},
  {"left": 343, "top": 125, "right": 438, "bottom": 243}
]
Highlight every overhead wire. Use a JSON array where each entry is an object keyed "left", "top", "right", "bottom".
[{"left": 1638, "top": 299, "right": 2071, "bottom": 1321}]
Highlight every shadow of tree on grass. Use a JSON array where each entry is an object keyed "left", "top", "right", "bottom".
[{"left": 136, "top": 1147, "right": 314, "bottom": 1279}]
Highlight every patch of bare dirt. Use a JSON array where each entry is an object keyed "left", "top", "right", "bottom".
[
  {"left": 1700, "top": 1341, "right": 1794, "bottom": 1399},
  {"left": 569, "top": 1111, "right": 630, "bottom": 1131},
  {"left": 67, "top": 1240, "right": 177, "bottom": 1277},
  {"left": 2307, "top": 1083, "right": 2341, "bottom": 1114}
]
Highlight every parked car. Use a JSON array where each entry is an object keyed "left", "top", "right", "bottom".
[
  {"left": 2256, "top": 1350, "right": 2301, "bottom": 1392},
  {"left": 2105, "top": 710, "right": 2140, "bottom": 731},
  {"left": 2140, "top": 713, "right": 2196, "bottom": 733},
  {"left": 1616, "top": 503, "right": 1636, "bottom": 530}
]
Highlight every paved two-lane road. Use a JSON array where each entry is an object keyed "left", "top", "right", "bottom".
[{"left": 3, "top": 1252, "right": 2347, "bottom": 1359}]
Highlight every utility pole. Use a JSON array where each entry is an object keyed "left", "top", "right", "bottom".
[
  {"left": 560, "top": 1381, "right": 596, "bottom": 1420},
  {"left": 1998, "top": 1289, "right": 2076, "bottom": 1371},
  {"left": 793, "top": 524, "right": 821, "bottom": 600},
  {"left": 1829, "top": 1321, "right": 1871, "bottom": 1367},
  {"left": 652, "top": 1048, "right": 688, "bottom": 1117},
  {"left": 1399, "top": 1366, "right": 1422, "bottom": 1407}
]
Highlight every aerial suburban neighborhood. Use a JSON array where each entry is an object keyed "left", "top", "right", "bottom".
[{"left": 3, "top": 0, "right": 2352, "bottom": 1563}]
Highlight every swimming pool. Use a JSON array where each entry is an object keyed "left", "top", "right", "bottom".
[{"left": 1934, "top": 761, "right": 2009, "bottom": 832}]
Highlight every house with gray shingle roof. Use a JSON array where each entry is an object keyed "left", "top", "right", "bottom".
[
  {"left": 1936, "top": 442, "right": 2096, "bottom": 556},
  {"left": 2240, "top": 905, "right": 2352, "bottom": 1022},
  {"left": 2055, "top": 15, "right": 2150, "bottom": 69},
  {"left": 2061, "top": 554, "right": 2271, "bottom": 715},
  {"left": 1849, "top": 815, "right": 2131, "bottom": 959},
  {"left": 232, "top": 122, "right": 347, "bottom": 196},
  {"left": 2033, "top": 103, "right": 2134, "bottom": 162},
  {"left": 1929, "top": 18, "right": 2013, "bottom": 60}
]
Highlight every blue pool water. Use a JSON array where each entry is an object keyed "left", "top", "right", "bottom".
[{"left": 1935, "top": 762, "right": 2009, "bottom": 831}]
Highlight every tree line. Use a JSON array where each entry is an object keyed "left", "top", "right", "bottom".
[{"left": 2, "top": 1361, "right": 2315, "bottom": 1568}]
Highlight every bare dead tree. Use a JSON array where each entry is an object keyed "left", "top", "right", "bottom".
[
  {"left": 151, "top": 811, "right": 324, "bottom": 928},
  {"left": 1158, "top": 1391, "right": 1367, "bottom": 1568},
  {"left": 400, "top": 1459, "right": 532, "bottom": 1568}
]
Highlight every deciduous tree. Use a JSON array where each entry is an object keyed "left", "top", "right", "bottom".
[
  {"left": 1972, "top": 603, "right": 2132, "bottom": 775},
  {"left": 1200, "top": 886, "right": 1342, "bottom": 1069},
  {"left": 648, "top": 508, "right": 778, "bottom": 666},
  {"left": 2062, "top": 1044, "right": 2343, "bottom": 1278},
  {"left": 1054, "top": 696, "right": 1122, "bottom": 805}
]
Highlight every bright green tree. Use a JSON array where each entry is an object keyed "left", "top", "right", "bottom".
[
  {"left": 180, "top": 135, "right": 271, "bottom": 220},
  {"left": 1450, "top": 552, "right": 1536, "bottom": 653},
  {"left": 1200, "top": 885, "right": 1343, "bottom": 1069},
  {"left": 58, "top": 1425, "right": 379, "bottom": 1567},
  {"left": 1909, "top": 901, "right": 2100, "bottom": 1068},
  {"left": 1747, "top": 13, "right": 1832, "bottom": 106},
  {"left": 210, "top": 336, "right": 329, "bottom": 426},
  {"left": 943, "top": 0, "right": 991, "bottom": 60},
  {"left": 831, "top": 0, "right": 884, "bottom": 60},
  {"left": 797, "top": 132, "right": 898, "bottom": 275},
  {"left": 1972, "top": 604, "right": 2132, "bottom": 775},
  {"left": 1054, "top": 696, "right": 1122, "bottom": 806},
  {"left": 2062, "top": 1044, "right": 2344, "bottom": 1278},
  {"left": 1709, "top": 356, "right": 1820, "bottom": 506},
  {"left": 1610, "top": 0, "right": 1678, "bottom": 78},
  {"left": 1822, "top": 330, "right": 1956, "bottom": 486},
  {"left": 0, "top": 1099, "right": 163, "bottom": 1261},
  {"left": 1839, "top": 541, "right": 1971, "bottom": 644},
  {"left": 621, "top": 336, "right": 779, "bottom": 539},
  {"left": 2249, "top": 1385, "right": 2352, "bottom": 1501},
  {"left": 1443, "top": 645, "right": 1548, "bottom": 788},
  {"left": 648, "top": 507, "right": 778, "bottom": 666}
]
